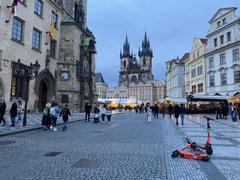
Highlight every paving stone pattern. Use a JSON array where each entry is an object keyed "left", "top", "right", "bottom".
[{"left": 0, "top": 112, "right": 239, "bottom": 179}]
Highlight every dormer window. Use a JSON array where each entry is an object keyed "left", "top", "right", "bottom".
[
  {"left": 222, "top": 18, "right": 226, "bottom": 25},
  {"left": 217, "top": 21, "right": 221, "bottom": 28}
]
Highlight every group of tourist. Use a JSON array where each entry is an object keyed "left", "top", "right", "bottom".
[
  {"left": 91, "top": 103, "right": 112, "bottom": 124},
  {"left": 0, "top": 100, "right": 23, "bottom": 127},
  {"left": 41, "top": 102, "right": 71, "bottom": 131}
]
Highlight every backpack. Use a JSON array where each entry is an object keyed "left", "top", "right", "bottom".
[
  {"left": 62, "top": 108, "right": 68, "bottom": 116},
  {"left": 50, "top": 107, "right": 56, "bottom": 116},
  {"left": 43, "top": 107, "right": 49, "bottom": 116}
]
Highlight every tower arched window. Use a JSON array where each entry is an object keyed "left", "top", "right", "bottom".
[
  {"left": 123, "top": 61, "right": 126, "bottom": 68},
  {"left": 143, "top": 58, "right": 146, "bottom": 66}
]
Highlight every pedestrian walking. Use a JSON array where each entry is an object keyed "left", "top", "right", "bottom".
[
  {"left": 59, "top": 104, "right": 71, "bottom": 131},
  {"left": 93, "top": 104, "right": 100, "bottom": 123},
  {"left": 41, "top": 103, "right": 51, "bottom": 130},
  {"left": 17, "top": 100, "right": 23, "bottom": 123},
  {"left": 168, "top": 104, "right": 173, "bottom": 119},
  {"left": 154, "top": 104, "right": 159, "bottom": 119},
  {"left": 174, "top": 104, "right": 181, "bottom": 125},
  {"left": 216, "top": 104, "right": 220, "bottom": 119},
  {"left": 231, "top": 108, "right": 238, "bottom": 126},
  {"left": 10, "top": 102, "right": 17, "bottom": 127},
  {"left": 146, "top": 103, "right": 152, "bottom": 123},
  {"left": 161, "top": 104, "right": 166, "bottom": 119},
  {"left": 106, "top": 107, "right": 112, "bottom": 124},
  {"left": 180, "top": 104, "right": 186, "bottom": 125},
  {"left": 0, "top": 99, "right": 6, "bottom": 126},
  {"left": 50, "top": 102, "right": 60, "bottom": 131},
  {"left": 85, "top": 102, "right": 91, "bottom": 122},
  {"left": 100, "top": 104, "right": 107, "bottom": 123}
]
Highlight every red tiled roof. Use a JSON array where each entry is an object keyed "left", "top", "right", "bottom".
[
  {"left": 180, "top": 53, "right": 190, "bottom": 62},
  {"left": 200, "top": 38, "right": 207, "bottom": 44}
]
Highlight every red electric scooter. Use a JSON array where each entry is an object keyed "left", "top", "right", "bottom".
[{"left": 171, "top": 116, "right": 214, "bottom": 161}]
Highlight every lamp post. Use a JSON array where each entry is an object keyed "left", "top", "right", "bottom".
[{"left": 14, "top": 59, "right": 40, "bottom": 126}]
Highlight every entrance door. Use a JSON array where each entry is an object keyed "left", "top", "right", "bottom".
[{"left": 39, "top": 80, "right": 48, "bottom": 111}]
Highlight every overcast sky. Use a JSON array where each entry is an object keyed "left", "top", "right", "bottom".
[{"left": 88, "top": 0, "right": 239, "bottom": 86}]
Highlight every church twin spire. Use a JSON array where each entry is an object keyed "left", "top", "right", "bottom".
[{"left": 120, "top": 32, "right": 153, "bottom": 58}]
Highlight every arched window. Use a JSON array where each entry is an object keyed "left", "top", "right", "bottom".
[
  {"left": 131, "top": 75, "right": 137, "bottom": 83},
  {"left": 143, "top": 58, "right": 146, "bottom": 66},
  {"left": 123, "top": 61, "right": 126, "bottom": 68}
]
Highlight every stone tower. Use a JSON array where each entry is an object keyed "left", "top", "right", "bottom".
[{"left": 119, "top": 32, "right": 154, "bottom": 87}]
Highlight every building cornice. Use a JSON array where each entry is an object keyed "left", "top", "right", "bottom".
[
  {"left": 206, "top": 19, "right": 240, "bottom": 38},
  {"left": 205, "top": 40, "right": 240, "bottom": 57}
]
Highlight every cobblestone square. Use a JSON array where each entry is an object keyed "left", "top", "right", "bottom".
[{"left": 0, "top": 113, "right": 239, "bottom": 179}]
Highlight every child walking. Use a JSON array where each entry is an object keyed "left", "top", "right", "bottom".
[{"left": 106, "top": 107, "right": 112, "bottom": 124}]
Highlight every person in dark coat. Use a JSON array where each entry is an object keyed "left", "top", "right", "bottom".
[
  {"left": 41, "top": 103, "right": 51, "bottom": 130},
  {"left": 180, "top": 104, "right": 186, "bottom": 125},
  {"left": 168, "top": 104, "right": 173, "bottom": 119},
  {"left": 10, "top": 102, "right": 17, "bottom": 127},
  {"left": 60, "top": 104, "right": 71, "bottom": 131},
  {"left": 0, "top": 99, "right": 6, "bottom": 126},
  {"left": 174, "top": 104, "right": 181, "bottom": 125},
  {"left": 85, "top": 103, "right": 91, "bottom": 122},
  {"left": 154, "top": 104, "right": 159, "bottom": 119},
  {"left": 216, "top": 104, "right": 220, "bottom": 119}
]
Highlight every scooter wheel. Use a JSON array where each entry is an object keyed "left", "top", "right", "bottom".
[
  {"left": 171, "top": 150, "right": 179, "bottom": 158},
  {"left": 206, "top": 144, "right": 213, "bottom": 155},
  {"left": 202, "top": 156, "right": 210, "bottom": 161}
]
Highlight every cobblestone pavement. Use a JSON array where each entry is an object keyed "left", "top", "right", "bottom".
[
  {"left": 0, "top": 112, "right": 239, "bottom": 179},
  {"left": 0, "top": 110, "right": 121, "bottom": 136}
]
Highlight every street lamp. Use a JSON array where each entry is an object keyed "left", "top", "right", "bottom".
[{"left": 14, "top": 59, "right": 40, "bottom": 126}]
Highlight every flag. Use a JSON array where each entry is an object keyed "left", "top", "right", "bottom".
[{"left": 50, "top": 23, "right": 55, "bottom": 39}]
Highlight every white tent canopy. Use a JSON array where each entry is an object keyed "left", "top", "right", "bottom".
[{"left": 98, "top": 98, "right": 142, "bottom": 105}]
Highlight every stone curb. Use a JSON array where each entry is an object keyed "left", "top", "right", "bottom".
[{"left": 0, "top": 112, "right": 125, "bottom": 137}]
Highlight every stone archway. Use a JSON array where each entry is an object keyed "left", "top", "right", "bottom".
[
  {"left": 0, "top": 78, "right": 4, "bottom": 98},
  {"left": 35, "top": 69, "right": 55, "bottom": 111}
]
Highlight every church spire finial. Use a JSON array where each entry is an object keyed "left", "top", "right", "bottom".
[{"left": 122, "top": 35, "right": 130, "bottom": 57}]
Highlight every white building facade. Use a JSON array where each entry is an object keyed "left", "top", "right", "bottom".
[
  {"left": 166, "top": 54, "right": 187, "bottom": 98},
  {"left": 106, "top": 86, "right": 128, "bottom": 99},
  {"left": 205, "top": 7, "right": 240, "bottom": 96}
]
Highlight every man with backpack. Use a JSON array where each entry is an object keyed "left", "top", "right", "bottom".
[
  {"left": 50, "top": 102, "right": 60, "bottom": 131},
  {"left": 59, "top": 104, "right": 71, "bottom": 131}
]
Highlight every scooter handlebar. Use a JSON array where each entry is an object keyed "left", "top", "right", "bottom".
[{"left": 203, "top": 116, "right": 215, "bottom": 121}]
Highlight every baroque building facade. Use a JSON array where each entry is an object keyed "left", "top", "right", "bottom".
[
  {"left": 95, "top": 73, "right": 108, "bottom": 99},
  {"left": 205, "top": 7, "right": 240, "bottom": 96},
  {"left": 185, "top": 38, "right": 207, "bottom": 95}
]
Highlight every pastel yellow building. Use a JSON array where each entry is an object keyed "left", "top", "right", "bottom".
[{"left": 186, "top": 38, "right": 207, "bottom": 95}]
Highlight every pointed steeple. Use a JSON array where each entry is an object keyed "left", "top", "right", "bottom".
[
  {"left": 139, "top": 32, "right": 153, "bottom": 57},
  {"left": 121, "top": 35, "right": 131, "bottom": 57}
]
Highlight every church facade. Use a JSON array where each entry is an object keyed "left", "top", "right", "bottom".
[{"left": 118, "top": 33, "right": 166, "bottom": 105}]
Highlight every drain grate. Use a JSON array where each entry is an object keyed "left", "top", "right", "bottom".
[
  {"left": 0, "top": 141, "right": 16, "bottom": 145},
  {"left": 71, "top": 159, "right": 100, "bottom": 169},
  {"left": 44, "top": 152, "right": 62, "bottom": 157}
]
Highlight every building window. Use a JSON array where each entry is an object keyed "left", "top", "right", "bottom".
[
  {"left": 34, "top": 0, "right": 43, "bottom": 17},
  {"left": 227, "top": 32, "right": 231, "bottom": 42},
  {"left": 220, "top": 73, "right": 227, "bottom": 85},
  {"left": 51, "top": 11, "right": 58, "bottom": 28},
  {"left": 209, "top": 76, "right": 215, "bottom": 87},
  {"left": 50, "top": 39, "right": 56, "bottom": 58},
  {"left": 233, "top": 49, "right": 239, "bottom": 61},
  {"left": 220, "top": 53, "right": 226, "bottom": 65},
  {"left": 217, "top": 21, "right": 221, "bottom": 28},
  {"left": 220, "top": 35, "right": 224, "bottom": 45},
  {"left": 12, "top": 17, "right": 24, "bottom": 43},
  {"left": 192, "top": 85, "right": 196, "bottom": 93},
  {"left": 11, "top": 63, "right": 26, "bottom": 98},
  {"left": 191, "top": 68, "right": 196, "bottom": 78},
  {"left": 193, "top": 53, "right": 195, "bottom": 60},
  {"left": 222, "top": 18, "right": 226, "bottom": 25},
  {"left": 197, "top": 65, "right": 203, "bottom": 76},
  {"left": 198, "top": 83, "right": 203, "bottom": 92},
  {"left": 32, "top": 28, "right": 41, "bottom": 51},
  {"left": 123, "top": 61, "right": 126, "bottom": 68},
  {"left": 214, "top": 38, "right": 217, "bottom": 47},
  {"left": 197, "top": 51, "right": 200, "bottom": 58},
  {"left": 209, "top": 57, "right": 214, "bottom": 68},
  {"left": 143, "top": 58, "right": 146, "bottom": 66},
  {"left": 61, "top": 94, "right": 69, "bottom": 103},
  {"left": 234, "top": 71, "right": 240, "bottom": 83}
]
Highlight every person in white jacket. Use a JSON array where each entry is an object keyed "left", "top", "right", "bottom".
[
  {"left": 146, "top": 103, "right": 152, "bottom": 123},
  {"left": 100, "top": 104, "right": 107, "bottom": 123}
]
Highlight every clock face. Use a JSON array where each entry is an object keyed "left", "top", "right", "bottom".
[{"left": 60, "top": 72, "right": 70, "bottom": 81}]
